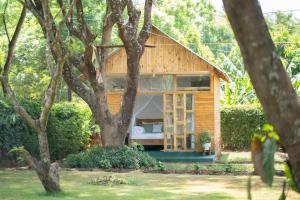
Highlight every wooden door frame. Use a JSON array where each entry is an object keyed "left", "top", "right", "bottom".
[{"left": 163, "top": 92, "right": 195, "bottom": 152}]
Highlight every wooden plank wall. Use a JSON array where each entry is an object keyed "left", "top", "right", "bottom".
[
  {"left": 194, "top": 91, "right": 215, "bottom": 151},
  {"left": 105, "top": 27, "right": 213, "bottom": 75},
  {"left": 107, "top": 94, "right": 122, "bottom": 114},
  {"left": 214, "top": 76, "right": 221, "bottom": 157}
]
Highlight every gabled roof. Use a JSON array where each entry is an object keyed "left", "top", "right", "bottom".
[
  {"left": 151, "top": 25, "right": 229, "bottom": 82},
  {"left": 106, "top": 25, "right": 229, "bottom": 82}
]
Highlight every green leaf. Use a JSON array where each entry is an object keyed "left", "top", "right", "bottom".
[
  {"left": 262, "top": 124, "right": 274, "bottom": 132},
  {"left": 284, "top": 163, "right": 298, "bottom": 192},
  {"left": 262, "top": 138, "right": 276, "bottom": 187}
]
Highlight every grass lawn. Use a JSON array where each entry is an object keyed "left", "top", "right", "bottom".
[
  {"left": 0, "top": 169, "right": 299, "bottom": 200},
  {"left": 162, "top": 151, "right": 285, "bottom": 172}
]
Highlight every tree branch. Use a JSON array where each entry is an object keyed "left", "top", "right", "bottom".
[
  {"left": 39, "top": 54, "right": 68, "bottom": 129},
  {"left": 3, "top": 6, "right": 27, "bottom": 77},
  {"left": 0, "top": 75, "right": 39, "bottom": 132},
  {"left": 2, "top": 0, "right": 11, "bottom": 42},
  {"left": 138, "top": 0, "right": 153, "bottom": 45}
]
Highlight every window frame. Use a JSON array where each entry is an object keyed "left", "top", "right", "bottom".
[{"left": 175, "top": 74, "right": 211, "bottom": 91}]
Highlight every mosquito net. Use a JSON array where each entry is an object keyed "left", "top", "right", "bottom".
[{"left": 129, "top": 94, "right": 163, "bottom": 134}]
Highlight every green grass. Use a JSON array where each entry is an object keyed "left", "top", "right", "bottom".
[
  {"left": 219, "top": 151, "right": 285, "bottom": 163},
  {"left": 162, "top": 151, "right": 286, "bottom": 172},
  {"left": 0, "top": 169, "right": 299, "bottom": 200}
]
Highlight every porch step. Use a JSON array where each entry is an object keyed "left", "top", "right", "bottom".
[{"left": 146, "top": 151, "right": 216, "bottom": 162}]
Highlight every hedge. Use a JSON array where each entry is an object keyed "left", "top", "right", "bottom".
[
  {"left": 0, "top": 99, "right": 93, "bottom": 161},
  {"left": 221, "top": 105, "right": 266, "bottom": 150}
]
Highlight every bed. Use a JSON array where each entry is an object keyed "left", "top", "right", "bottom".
[{"left": 129, "top": 119, "right": 164, "bottom": 145}]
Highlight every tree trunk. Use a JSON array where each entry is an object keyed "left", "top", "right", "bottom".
[
  {"left": 35, "top": 132, "right": 60, "bottom": 192},
  {"left": 100, "top": 122, "right": 128, "bottom": 148},
  {"left": 67, "top": 86, "right": 72, "bottom": 102},
  {"left": 223, "top": 0, "right": 300, "bottom": 190},
  {"left": 36, "top": 163, "right": 60, "bottom": 193}
]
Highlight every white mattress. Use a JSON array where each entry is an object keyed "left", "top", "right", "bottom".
[{"left": 130, "top": 132, "right": 164, "bottom": 140}]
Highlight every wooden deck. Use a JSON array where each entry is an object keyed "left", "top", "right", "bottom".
[{"left": 147, "top": 151, "right": 216, "bottom": 162}]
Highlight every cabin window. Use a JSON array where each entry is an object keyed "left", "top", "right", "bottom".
[
  {"left": 140, "top": 75, "right": 173, "bottom": 92},
  {"left": 105, "top": 76, "right": 126, "bottom": 91},
  {"left": 176, "top": 75, "right": 210, "bottom": 91}
]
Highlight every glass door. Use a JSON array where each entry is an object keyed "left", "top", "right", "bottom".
[
  {"left": 164, "top": 93, "right": 174, "bottom": 151},
  {"left": 164, "top": 93, "right": 195, "bottom": 151}
]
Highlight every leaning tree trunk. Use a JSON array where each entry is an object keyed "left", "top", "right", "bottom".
[
  {"left": 223, "top": 0, "right": 300, "bottom": 190},
  {"left": 35, "top": 132, "right": 60, "bottom": 192}
]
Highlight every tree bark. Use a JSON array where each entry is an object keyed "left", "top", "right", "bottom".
[
  {"left": 36, "top": 131, "right": 60, "bottom": 192},
  {"left": 21, "top": 0, "right": 153, "bottom": 149},
  {"left": 223, "top": 0, "right": 300, "bottom": 190},
  {"left": 67, "top": 86, "right": 72, "bottom": 102}
]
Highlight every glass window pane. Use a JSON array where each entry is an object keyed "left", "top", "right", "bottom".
[
  {"left": 106, "top": 76, "right": 126, "bottom": 91},
  {"left": 166, "top": 94, "right": 173, "bottom": 110},
  {"left": 176, "top": 124, "right": 184, "bottom": 135},
  {"left": 176, "top": 109, "right": 183, "bottom": 121},
  {"left": 176, "top": 138, "right": 184, "bottom": 150},
  {"left": 186, "top": 113, "right": 194, "bottom": 133},
  {"left": 176, "top": 94, "right": 184, "bottom": 106},
  {"left": 140, "top": 75, "right": 174, "bottom": 92},
  {"left": 166, "top": 112, "right": 174, "bottom": 126},
  {"left": 176, "top": 75, "right": 210, "bottom": 90},
  {"left": 186, "top": 94, "right": 194, "bottom": 110}
]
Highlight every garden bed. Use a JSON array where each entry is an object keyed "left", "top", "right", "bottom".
[{"left": 143, "top": 169, "right": 285, "bottom": 176}]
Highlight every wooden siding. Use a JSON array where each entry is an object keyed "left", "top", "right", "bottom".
[
  {"left": 105, "top": 27, "right": 213, "bottom": 75},
  {"left": 107, "top": 94, "right": 122, "bottom": 114},
  {"left": 214, "top": 76, "right": 221, "bottom": 157},
  {"left": 194, "top": 91, "right": 215, "bottom": 151}
]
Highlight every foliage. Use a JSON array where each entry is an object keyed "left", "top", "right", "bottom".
[
  {"left": 221, "top": 105, "right": 266, "bottom": 150},
  {"left": 156, "top": 161, "right": 166, "bottom": 171},
  {"left": 0, "top": 99, "right": 93, "bottom": 161},
  {"left": 65, "top": 145, "right": 157, "bottom": 169},
  {"left": 199, "top": 131, "right": 211, "bottom": 145},
  {"left": 251, "top": 124, "right": 278, "bottom": 189},
  {"left": 285, "top": 163, "right": 298, "bottom": 192},
  {"left": 47, "top": 102, "right": 93, "bottom": 160},
  {"left": 0, "top": 99, "right": 40, "bottom": 159}
]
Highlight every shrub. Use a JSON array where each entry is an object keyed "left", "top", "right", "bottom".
[
  {"left": 0, "top": 99, "right": 40, "bottom": 160},
  {"left": 0, "top": 99, "right": 93, "bottom": 161},
  {"left": 47, "top": 102, "right": 92, "bottom": 160},
  {"left": 221, "top": 105, "right": 266, "bottom": 150},
  {"left": 65, "top": 144, "right": 157, "bottom": 169}
]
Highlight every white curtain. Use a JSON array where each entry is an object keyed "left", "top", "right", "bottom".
[{"left": 129, "top": 94, "right": 163, "bottom": 135}]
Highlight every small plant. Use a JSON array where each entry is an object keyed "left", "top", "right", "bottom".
[
  {"left": 224, "top": 164, "right": 233, "bottom": 173},
  {"left": 157, "top": 161, "right": 166, "bottom": 171},
  {"left": 199, "top": 131, "right": 211, "bottom": 145},
  {"left": 88, "top": 176, "right": 128, "bottom": 186},
  {"left": 193, "top": 164, "right": 201, "bottom": 171}
]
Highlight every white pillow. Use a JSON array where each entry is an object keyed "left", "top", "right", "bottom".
[
  {"left": 152, "top": 124, "right": 162, "bottom": 133},
  {"left": 133, "top": 126, "right": 145, "bottom": 135}
]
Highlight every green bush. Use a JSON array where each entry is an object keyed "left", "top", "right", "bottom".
[
  {"left": 0, "top": 99, "right": 40, "bottom": 159},
  {"left": 47, "top": 102, "right": 92, "bottom": 160},
  {"left": 65, "top": 144, "right": 157, "bottom": 169},
  {"left": 0, "top": 99, "right": 93, "bottom": 161},
  {"left": 221, "top": 105, "right": 266, "bottom": 150}
]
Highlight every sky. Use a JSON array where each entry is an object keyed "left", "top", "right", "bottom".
[{"left": 212, "top": 0, "right": 300, "bottom": 18}]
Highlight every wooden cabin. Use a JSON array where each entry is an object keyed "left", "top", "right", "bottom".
[{"left": 105, "top": 26, "right": 229, "bottom": 155}]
